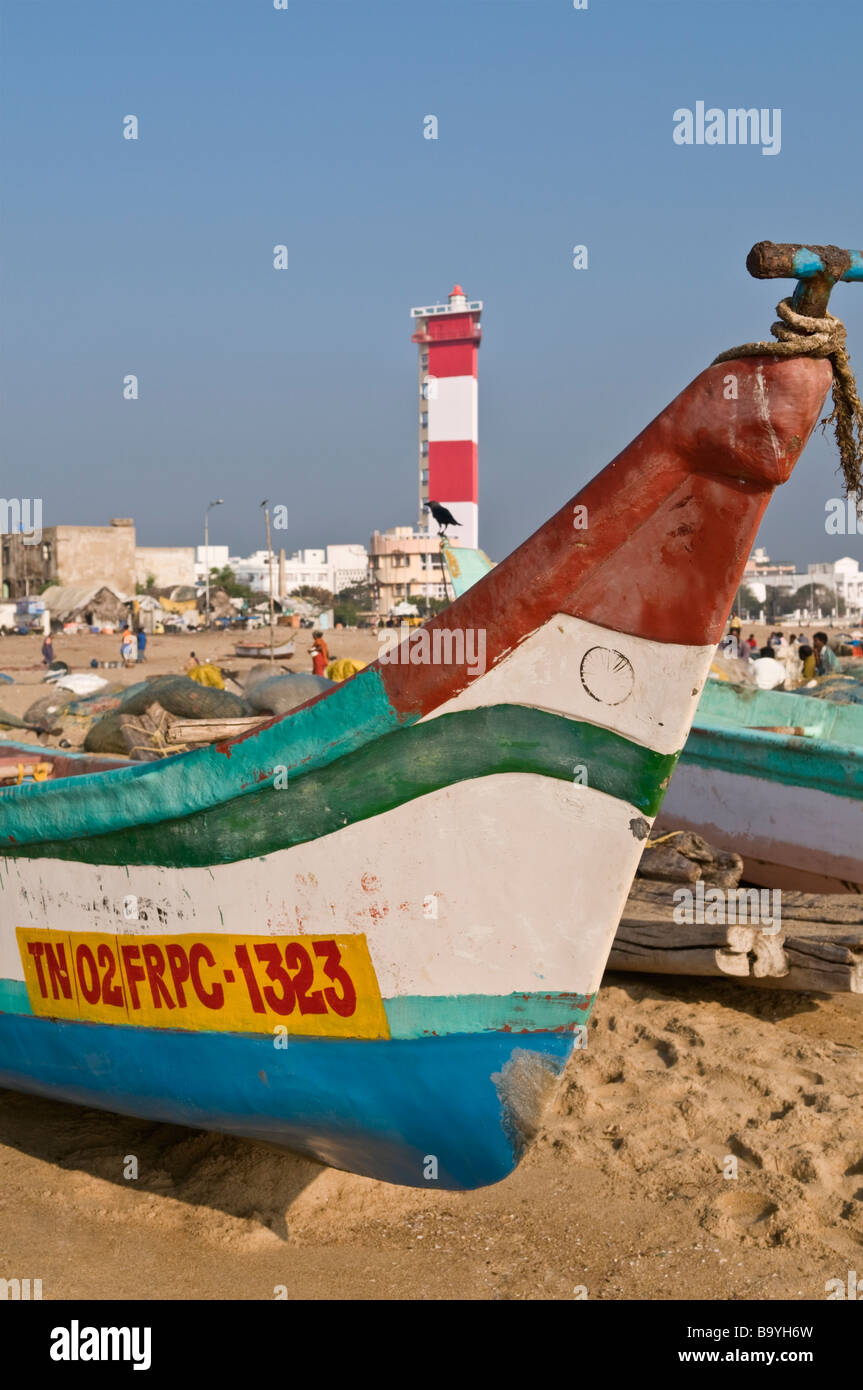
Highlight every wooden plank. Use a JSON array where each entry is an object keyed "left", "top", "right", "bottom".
[
  {"left": 767, "top": 892, "right": 863, "bottom": 925},
  {"left": 166, "top": 715, "right": 268, "bottom": 744},
  {"left": 607, "top": 942, "right": 748, "bottom": 977},
  {"left": 614, "top": 869, "right": 863, "bottom": 992}
]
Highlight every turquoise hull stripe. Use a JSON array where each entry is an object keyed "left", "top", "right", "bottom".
[
  {"left": 0, "top": 978, "right": 593, "bottom": 1040},
  {"left": 0, "top": 667, "right": 405, "bottom": 847},
  {"left": 2, "top": 704, "right": 677, "bottom": 866},
  {"left": 683, "top": 718, "right": 863, "bottom": 802},
  {"left": 695, "top": 679, "right": 863, "bottom": 747},
  {"left": 0, "top": 979, "right": 30, "bottom": 1014},
  {"left": 384, "top": 990, "right": 592, "bottom": 1038}
]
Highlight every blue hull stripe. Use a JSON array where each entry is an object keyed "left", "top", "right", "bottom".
[{"left": 0, "top": 1013, "right": 576, "bottom": 1190}]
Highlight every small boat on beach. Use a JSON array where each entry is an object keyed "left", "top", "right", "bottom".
[
  {"left": 657, "top": 680, "right": 863, "bottom": 893},
  {"left": 0, "top": 242, "right": 859, "bottom": 1189},
  {"left": 234, "top": 637, "right": 295, "bottom": 659}
]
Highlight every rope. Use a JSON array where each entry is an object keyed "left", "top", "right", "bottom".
[{"left": 713, "top": 297, "right": 863, "bottom": 508}]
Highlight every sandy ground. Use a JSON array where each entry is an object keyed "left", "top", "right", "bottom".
[
  {"left": 0, "top": 626, "right": 382, "bottom": 741},
  {"left": 0, "top": 617, "right": 852, "bottom": 738},
  {"left": 0, "top": 976, "right": 860, "bottom": 1301},
  {"left": 1, "top": 623, "right": 862, "bottom": 1299}
]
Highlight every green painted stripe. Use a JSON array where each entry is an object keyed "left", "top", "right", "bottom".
[
  {"left": 1, "top": 704, "right": 677, "bottom": 867},
  {"left": 0, "top": 979, "right": 31, "bottom": 1014},
  {"left": 683, "top": 720, "right": 863, "bottom": 802},
  {"left": 0, "top": 666, "right": 404, "bottom": 847},
  {"left": 384, "top": 990, "right": 595, "bottom": 1038},
  {"left": 0, "top": 977, "right": 593, "bottom": 1039}
]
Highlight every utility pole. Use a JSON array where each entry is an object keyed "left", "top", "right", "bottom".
[
  {"left": 261, "top": 499, "right": 275, "bottom": 662},
  {"left": 204, "top": 499, "right": 223, "bottom": 629}
]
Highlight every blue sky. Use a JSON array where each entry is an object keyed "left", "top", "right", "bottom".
[{"left": 2, "top": 0, "right": 861, "bottom": 570}]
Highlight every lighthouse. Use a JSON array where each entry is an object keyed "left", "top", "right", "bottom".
[{"left": 410, "top": 284, "right": 482, "bottom": 548}]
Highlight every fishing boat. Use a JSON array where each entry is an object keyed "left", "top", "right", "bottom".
[
  {"left": 0, "top": 243, "right": 858, "bottom": 1189},
  {"left": 234, "top": 637, "right": 296, "bottom": 659},
  {"left": 657, "top": 679, "right": 863, "bottom": 893}
]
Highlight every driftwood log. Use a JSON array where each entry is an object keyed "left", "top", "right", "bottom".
[
  {"left": 607, "top": 832, "right": 863, "bottom": 994},
  {"left": 636, "top": 830, "right": 743, "bottom": 888}
]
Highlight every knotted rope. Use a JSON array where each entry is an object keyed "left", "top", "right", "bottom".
[{"left": 714, "top": 297, "right": 863, "bottom": 509}]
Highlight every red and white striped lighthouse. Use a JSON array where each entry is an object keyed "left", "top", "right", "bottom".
[{"left": 411, "top": 285, "right": 482, "bottom": 549}]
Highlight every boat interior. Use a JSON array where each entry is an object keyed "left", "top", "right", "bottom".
[{"left": 0, "top": 742, "right": 157, "bottom": 784}]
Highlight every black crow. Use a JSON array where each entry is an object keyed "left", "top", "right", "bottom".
[{"left": 426, "top": 500, "right": 460, "bottom": 534}]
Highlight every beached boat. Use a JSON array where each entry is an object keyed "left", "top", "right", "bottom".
[
  {"left": 234, "top": 637, "right": 295, "bottom": 658},
  {"left": 0, "top": 244, "right": 855, "bottom": 1189},
  {"left": 657, "top": 680, "right": 863, "bottom": 893}
]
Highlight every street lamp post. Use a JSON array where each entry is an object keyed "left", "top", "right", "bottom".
[
  {"left": 204, "top": 499, "right": 224, "bottom": 629},
  {"left": 260, "top": 499, "right": 276, "bottom": 662}
]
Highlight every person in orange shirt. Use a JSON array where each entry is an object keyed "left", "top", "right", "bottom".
[{"left": 310, "top": 632, "right": 328, "bottom": 678}]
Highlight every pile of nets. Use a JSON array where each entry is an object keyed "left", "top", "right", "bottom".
[
  {"left": 243, "top": 664, "right": 334, "bottom": 715},
  {"left": 115, "top": 676, "right": 244, "bottom": 719},
  {"left": 801, "top": 670, "right": 863, "bottom": 705},
  {"left": 84, "top": 676, "right": 247, "bottom": 754},
  {"left": 326, "top": 657, "right": 365, "bottom": 682}
]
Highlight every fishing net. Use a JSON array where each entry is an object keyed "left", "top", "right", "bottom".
[
  {"left": 244, "top": 672, "right": 334, "bottom": 715},
  {"left": 117, "top": 675, "right": 245, "bottom": 718},
  {"left": 802, "top": 672, "right": 863, "bottom": 705},
  {"left": 0, "top": 706, "right": 30, "bottom": 730},
  {"left": 65, "top": 683, "right": 130, "bottom": 717},
  {"left": 188, "top": 662, "right": 226, "bottom": 690},
  {"left": 23, "top": 690, "right": 76, "bottom": 726},
  {"left": 84, "top": 702, "right": 179, "bottom": 759}
]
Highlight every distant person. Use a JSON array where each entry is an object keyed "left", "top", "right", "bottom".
[
  {"left": 783, "top": 634, "right": 802, "bottom": 685},
  {"left": 136, "top": 629, "right": 147, "bottom": 663},
  {"left": 813, "top": 631, "right": 839, "bottom": 676},
  {"left": 310, "top": 636, "right": 327, "bottom": 678},
  {"left": 746, "top": 634, "right": 758, "bottom": 650},
  {"left": 41, "top": 633, "right": 54, "bottom": 666},
  {"left": 120, "top": 627, "right": 136, "bottom": 666},
  {"left": 752, "top": 644, "right": 786, "bottom": 690},
  {"left": 729, "top": 613, "right": 742, "bottom": 634},
  {"left": 311, "top": 630, "right": 329, "bottom": 664},
  {"left": 737, "top": 637, "right": 750, "bottom": 663},
  {"left": 798, "top": 644, "right": 817, "bottom": 681}
]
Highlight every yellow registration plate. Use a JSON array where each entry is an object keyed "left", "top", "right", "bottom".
[{"left": 16, "top": 928, "right": 390, "bottom": 1039}]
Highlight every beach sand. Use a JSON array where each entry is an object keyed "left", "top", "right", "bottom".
[
  {"left": 1, "top": 976, "right": 860, "bottom": 1301},
  {"left": 1, "top": 626, "right": 861, "bottom": 1299}
]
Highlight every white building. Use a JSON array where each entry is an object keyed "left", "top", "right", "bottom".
[
  {"left": 807, "top": 557, "right": 863, "bottom": 617},
  {"left": 195, "top": 543, "right": 368, "bottom": 599},
  {"left": 742, "top": 547, "right": 807, "bottom": 602}
]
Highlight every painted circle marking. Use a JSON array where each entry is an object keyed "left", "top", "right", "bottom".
[{"left": 579, "top": 647, "right": 635, "bottom": 705}]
